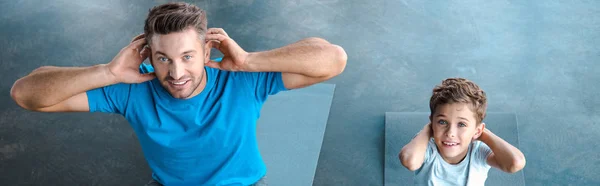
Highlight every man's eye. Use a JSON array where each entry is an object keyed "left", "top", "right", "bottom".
[
  {"left": 159, "top": 57, "right": 168, "bottom": 62},
  {"left": 438, "top": 120, "right": 447, "bottom": 125}
]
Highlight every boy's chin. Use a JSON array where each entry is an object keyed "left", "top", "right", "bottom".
[{"left": 438, "top": 148, "right": 469, "bottom": 163}]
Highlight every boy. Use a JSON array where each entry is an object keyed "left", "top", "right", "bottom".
[{"left": 398, "top": 78, "right": 526, "bottom": 185}]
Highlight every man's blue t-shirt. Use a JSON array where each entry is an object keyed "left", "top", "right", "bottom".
[{"left": 86, "top": 63, "right": 287, "bottom": 186}]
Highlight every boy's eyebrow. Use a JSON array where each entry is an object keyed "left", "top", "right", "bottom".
[
  {"left": 458, "top": 117, "right": 470, "bottom": 122},
  {"left": 435, "top": 114, "right": 446, "bottom": 117}
]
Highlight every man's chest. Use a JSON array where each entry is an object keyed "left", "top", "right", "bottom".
[{"left": 128, "top": 89, "right": 262, "bottom": 146}]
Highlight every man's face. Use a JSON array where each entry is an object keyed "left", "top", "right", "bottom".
[
  {"left": 430, "top": 103, "right": 484, "bottom": 164},
  {"left": 148, "top": 28, "right": 210, "bottom": 99}
]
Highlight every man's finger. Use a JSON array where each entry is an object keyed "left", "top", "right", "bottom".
[
  {"left": 139, "top": 47, "right": 150, "bottom": 60},
  {"left": 137, "top": 72, "right": 156, "bottom": 82},
  {"left": 205, "top": 60, "right": 221, "bottom": 69},
  {"left": 207, "top": 28, "right": 229, "bottom": 37},
  {"left": 129, "top": 37, "right": 148, "bottom": 51},
  {"left": 205, "top": 34, "right": 228, "bottom": 42},
  {"left": 131, "top": 33, "right": 145, "bottom": 43},
  {"left": 207, "top": 40, "right": 221, "bottom": 50}
]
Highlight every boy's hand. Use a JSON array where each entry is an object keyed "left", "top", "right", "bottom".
[
  {"left": 423, "top": 122, "right": 433, "bottom": 138},
  {"left": 476, "top": 126, "right": 491, "bottom": 142}
]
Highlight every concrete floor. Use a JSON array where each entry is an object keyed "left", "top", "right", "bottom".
[{"left": 1, "top": 0, "right": 599, "bottom": 185}]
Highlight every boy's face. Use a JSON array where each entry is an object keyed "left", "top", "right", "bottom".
[
  {"left": 430, "top": 103, "right": 485, "bottom": 164},
  {"left": 148, "top": 28, "right": 211, "bottom": 99}
]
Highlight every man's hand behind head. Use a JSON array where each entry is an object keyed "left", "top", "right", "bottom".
[
  {"left": 204, "top": 28, "right": 249, "bottom": 71},
  {"left": 106, "top": 34, "right": 156, "bottom": 84}
]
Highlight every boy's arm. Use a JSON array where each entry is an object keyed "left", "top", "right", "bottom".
[
  {"left": 479, "top": 128, "right": 526, "bottom": 173},
  {"left": 399, "top": 123, "right": 432, "bottom": 171}
]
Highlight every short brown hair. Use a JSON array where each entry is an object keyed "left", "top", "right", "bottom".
[
  {"left": 429, "top": 78, "right": 487, "bottom": 124},
  {"left": 143, "top": 2, "right": 207, "bottom": 45}
]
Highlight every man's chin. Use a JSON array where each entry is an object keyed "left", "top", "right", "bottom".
[{"left": 168, "top": 91, "right": 193, "bottom": 99}]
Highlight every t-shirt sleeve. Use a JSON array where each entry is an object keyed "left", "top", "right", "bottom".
[
  {"left": 86, "top": 83, "right": 132, "bottom": 114},
  {"left": 241, "top": 71, "right": 288, "bottom": 102},
  {"left": 474, "top": 141, "right": 493, "bottom": 168}
]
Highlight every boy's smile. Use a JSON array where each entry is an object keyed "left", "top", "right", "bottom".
[{"left": 430, "top": 103, "right": 484, "bottom": 164}]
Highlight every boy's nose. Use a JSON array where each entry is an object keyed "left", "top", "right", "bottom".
[{"left": 445, "top": 128, "right": 456, "bottom": 137}]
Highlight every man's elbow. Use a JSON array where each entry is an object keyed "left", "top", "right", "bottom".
[
  {"left": 324, "top": 44, "right": 347, "bottom": 78},
  {"left": 10, "top": 80, "right": 31, "bottom": 110}
]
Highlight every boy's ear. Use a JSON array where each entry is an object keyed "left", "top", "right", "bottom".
[{"left": 473, "top": 122, "right": 485, "bottom": 140}]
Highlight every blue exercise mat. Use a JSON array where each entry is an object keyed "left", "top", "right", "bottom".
[{"left": 257, "top": 83, "right": 336, "bottom": 186}]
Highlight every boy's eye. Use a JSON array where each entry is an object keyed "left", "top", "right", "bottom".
[
  {"left": 184, "top": 55, "right": 192, "bottom": 60},
  {"left": 459, "top": 123, "right": 467, "bottom": 127},
  {"left": 438, "top": 120, "right": 448, "bottom": 125}
]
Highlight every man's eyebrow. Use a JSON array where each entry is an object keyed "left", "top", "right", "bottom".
[
  {"left": 182, "top": 50, "right": 196, "bottom": 54},
  {"left": 155, "top": 51, "right": 167, "bottom": 56},
  {"left": 154, "top": 50, "right": 197, "bottom": 56}
]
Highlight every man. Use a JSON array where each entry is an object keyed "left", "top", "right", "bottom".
[{"left": 10, "top": 2, "right": 347, "bottom": 186}]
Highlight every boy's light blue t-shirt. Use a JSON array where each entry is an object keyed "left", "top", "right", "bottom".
[
  {"left": 414, "top": 139, "right": 493, "bottom": 186},
  {"left": 86, "top": 63, "right": 287, "bottom": 186}
]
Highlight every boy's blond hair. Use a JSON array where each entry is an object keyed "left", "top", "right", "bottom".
[{"left": 429, "top": 78, "right": 487, "bottom": 124}]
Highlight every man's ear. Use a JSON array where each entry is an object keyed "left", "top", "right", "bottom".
[
  {"left": 204, "top": 40, "right": 212, "bottom": 62},
  {"left": 473, "top": 122, "right": 485, "bottom": 140}
]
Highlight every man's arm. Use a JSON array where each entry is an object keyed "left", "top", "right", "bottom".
[
  {"left": 10, "top": 65, "right": 117, "bottom": 112},
  {"left": 399, "top": 123, "right": 432, "bottom": 171},
  {"left": 479, "top": 128, "right": 526, "bottom": 173},
  {"left": 243, "top": 37, "right": 347, "bottom": 89},
  {"left": 10, "top": 34, "right": 154, "bottom": 112},
  {"left": 204, "top": 28, "right": 347, "bottom": 89}
]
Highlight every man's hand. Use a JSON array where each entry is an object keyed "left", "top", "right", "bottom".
[
  {"left": 204, "top": 28, "right": 249, "bottom": 71},
  {"left": 106, "top": 34, "right": 156, "bottom": 84}
]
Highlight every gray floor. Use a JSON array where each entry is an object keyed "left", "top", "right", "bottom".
[
  {"left": 384, "top": 112, "right": 525, "bottom": 186},
  {"left": 1, "top": 0, "right": 599, "bottom": 185}
]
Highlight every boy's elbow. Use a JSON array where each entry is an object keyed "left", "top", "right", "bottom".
[
  {"left": 507, "top": 156, "right": 526, "bottom": 173},
  {"left": 399, "top": 152, "right": 422, "bottom": 171}
]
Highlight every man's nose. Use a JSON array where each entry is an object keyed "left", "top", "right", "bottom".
[{"left": 169, "top": 62, "right": 185, "bottom": 80}]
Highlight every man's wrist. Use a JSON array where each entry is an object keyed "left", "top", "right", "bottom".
[
  {"left": 240, "top": 51, "right": 258, "bottom": 72},
  {"left": 99, "top": 64, "right": 120, "bottom": 84}
]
